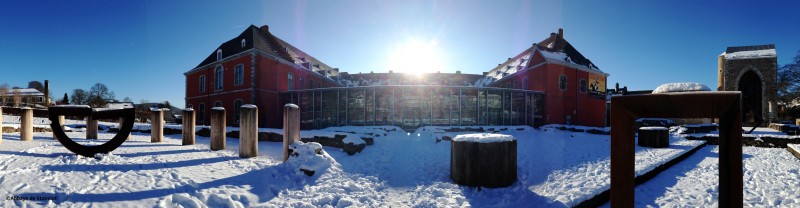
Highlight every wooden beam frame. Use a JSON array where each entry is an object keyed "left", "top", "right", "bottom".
[{"left": 610, "top": 92, "right": 742, "bottom": 207}]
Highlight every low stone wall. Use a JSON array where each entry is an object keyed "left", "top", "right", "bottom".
[{"left": 686, "top": 135, "right": 800, "bottom": 148}]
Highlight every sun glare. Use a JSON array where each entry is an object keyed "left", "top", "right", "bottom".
[{"left": 387, "top": 39, "right": 444, "bottom": 75}]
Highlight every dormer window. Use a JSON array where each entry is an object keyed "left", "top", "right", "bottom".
[
  {"left": 216, "top": 49, "right": 222, "bottom": 61},
  {"left": 241, "top": 39, "right": 246, "bottom": 48}
]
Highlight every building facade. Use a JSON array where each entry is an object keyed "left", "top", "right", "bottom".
[
  {"left": 185, "top": 25, "right": 608, "bottom": 129},
  {"left": 717, "top": 44, "right": 778, "bottom": 123}
]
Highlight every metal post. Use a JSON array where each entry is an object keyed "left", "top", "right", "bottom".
[
  {"left": 0, "top": 107, "right": 3, "bottom": 143},
  {"left": 373, "top": 89, "right": 377, "bottom": 126},
  {"left": 430, "top": 89, "right": 433, "bottom": 125},
  {"left": 392, "top": 88, "right": 396, "bottom": 126},
  {"left": 511, "top": 92, "right": 514, "bottom": 125},
  {"left": 525, "top": 93, "right": 529, "bottom": 126},
  {"left": 364, "top": 89, "right": 367, "bottom": 126},
  {"left": 337, "top": 90, "right": 340, "bottom": 126},
  {"left": 312, "top": 91, "right": 315, "bottom": 129},
  {"left": 345, "top": 90, "right": 349, "bottom": 126}
]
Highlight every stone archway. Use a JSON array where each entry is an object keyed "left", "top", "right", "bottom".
[{"left": 738, "top": 70, "right": 763, "bottom": 123}]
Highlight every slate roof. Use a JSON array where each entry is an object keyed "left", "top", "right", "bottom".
[
  {"left": 726, "top": 44, "right": 775, "bottom": 54},
  {"left": 193, "top": 25, "right": 340, "bottom": 79}
]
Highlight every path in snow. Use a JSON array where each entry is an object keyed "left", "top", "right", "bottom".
[{"left": 610, "top": 146, "right": 800, "bottom": 207}]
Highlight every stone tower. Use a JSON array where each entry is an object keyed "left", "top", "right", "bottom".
[{"left": 718, "top": 44, "right": 777, "bottom": 123}]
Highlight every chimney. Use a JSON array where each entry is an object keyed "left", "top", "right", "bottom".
[
  {"left": 557, "top": 28, "right": 564, "bottom": 40},
  {"left": 259, "top": 25, "right": 269, "bottom": 34},
  {"left": 550, "top": 32, "right": 557, "bottom": 40},
  {"left": 44, "top": 80, "right": 49, "bottom": 106}
]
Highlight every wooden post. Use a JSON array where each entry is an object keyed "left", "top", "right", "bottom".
[
  {"left": 210, "top": 107, "right": 226, "bottom": 151},
  {"left": 182, "top": 108, "right": 196, "bottom": 145},
  {"left": 52, "top": 115, "right": 64, "bottom": 139},
  {"left": 283, "top": 104, "right": 300, "bottom": 161},
  {"left": 21, "top": 107, "right": 33, "bottom": 141},
  {"left": 610, "top": 92, "right": 742, "bottom": 208},
  {"left": 240, "top": 105, "right": 258, "bottom": 158},
  {"left": 151, "top": 109, "right": 163, "bottom": 142},
  {"left": 86, "top": 115, "right": 98, "bottom": 139}
]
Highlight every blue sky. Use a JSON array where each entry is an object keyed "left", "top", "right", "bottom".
[{"left": 1, "top": 0, "right": 799, "bottom": 107}]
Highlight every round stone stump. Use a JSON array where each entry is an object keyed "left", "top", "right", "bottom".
[
  {"left": 638, "top": 127, "right": 669, "bottom": 148},
  {"left": 450, "top": 133, "right": 517, "bottom": 188}
]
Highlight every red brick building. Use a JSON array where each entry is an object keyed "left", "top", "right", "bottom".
[
  {"left": 480, "top": 29, "right": 609, "bottom": 127},
  {"left": 185, "top": 26, "right": 608, "bottom": 128},
  {"left": 184, "top": 25, "right": 343, "bottom": 127}
]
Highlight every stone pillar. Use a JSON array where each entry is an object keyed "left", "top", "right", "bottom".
[
  {"left": 239, "top": 105, "right": 258, "bottom": 158},
  {"left": 283, "top": 104, "right": 300, "bottom": 161},
  {"left": 21, "top": 107, "right": 33, "bottom": 141},
  {"left": 52, "top": 115, "right": 64, "bottom": 139},
  {"left": 210, "top": 107, "right": 226, "bottom": 151},
  {"left": 182, "top": 108, "right": 196, "bottom": 145},
  {"left": 151, "top": 109, "right": 163, "bottom": 142},
  {"left": 87, "top": 115, "right": 98, "bottom": 139}
]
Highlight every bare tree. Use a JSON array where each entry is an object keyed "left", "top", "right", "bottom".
[
  {"left": 12, "top": 88, "right": 22, "bottom": 107},
  {"left": 0, "top": 83, "right": 8, "bottom": 106},
  {"left": 70, "top": 89, "right": 89, "bottom": 105},
  {"left": 88, "top": 83, "right": 115, "bottom": 107},
  {"left": 27, "top": 81, "right": 44, "bottom": 92}
]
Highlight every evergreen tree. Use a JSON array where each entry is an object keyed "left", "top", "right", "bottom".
[{"left": 61, "top": 93, "right": 69, "bottom": 104}]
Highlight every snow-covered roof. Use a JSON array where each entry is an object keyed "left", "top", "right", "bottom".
[
  {"left": 652, "top": 82, "right": 711, "bottom": 94},
  {"left": 5, "top": 88, "right": 44, "bottom": 96},
  {"left": 722, "top": 44, "right": 776, "bottom": 60}
]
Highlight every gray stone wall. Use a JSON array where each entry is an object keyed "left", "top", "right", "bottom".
[{"left": 719, "top": 57, "right": 777, "bottom": 122}]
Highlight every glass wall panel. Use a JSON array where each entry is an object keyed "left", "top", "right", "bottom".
[
  {"left": 461, "top": 89, "right": 478, "bottom": 126},
  {"left": 300, "top": 92, "right": 313, "bottom": 129},
  {"left": 321, "top": 91, "right": 338, "bottom": 128},
  {"left": 512, "top": 92, "right": 526, "bottom": 125},
  {"left": 487, "top": 91, "right": 502, "bottom": 125},
  {"left": 347, "top": 90, "right": 365, "bottom": 125},
  {"left": 375, "top": 88, "right": 392, "bottom": 125}
]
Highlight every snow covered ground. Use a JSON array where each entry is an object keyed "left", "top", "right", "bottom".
[
  {"left": 601, "top": 146, "right": 800, "bottom": 207},
  {"left": 0, "top": 119, "right": 728, "bottom": 207}
]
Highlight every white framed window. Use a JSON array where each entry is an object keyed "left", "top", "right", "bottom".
[
  {"left": 233, "top": 99, "right": 244, "bottom": 123},
  {"left": 214, "top": 66, "right": 223, "bottom": 91},
  {"left": 199, "top": 75, "right": 206, "bottom": 92},
  {"left": 216, "top": 49, "right": 222, "bottom": 60},
  {"left": 288, "top": 72, "right": 294, "bottom": 90},
  {"left": 241, "top": 39, "right": 246, "bottom": 48},
  {"left": 559, "top": 75, "right": 567, "bottom": 91},
  {"left": 234, "top": 64, "right": 244, "bottom": 86},
  {"left": 513, "top": 80, "right": 519, "bottom": 89}
]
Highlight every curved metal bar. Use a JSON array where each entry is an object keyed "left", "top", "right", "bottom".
[{"left": 49, "top": 106, "right": 135, "bottom": 157}]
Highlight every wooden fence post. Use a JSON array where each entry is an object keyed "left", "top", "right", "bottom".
[
  {"left": 151, "top": 109, "right": 163, "bottom": 142},
  {"left": 283, "top": 104, "right": 300, "bottom": 161},
  {"left": 240, "top": 105, "right": 258, "bottom": 158},
  {"left": 87, "top": 115, "right": 98, "bottom": 139},
  {"left": 210, "top": 107, "right": 226, "bottom": 151},
  {"left": 21, "top": 107, "right": 33, "bottom": 141},
  {"left": 182, "top": 108, "right": 195, "bottom": 145}
]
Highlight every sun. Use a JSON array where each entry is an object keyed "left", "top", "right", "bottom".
[{"left": 387, "top": 39, "right": 444, "bottom": 75}]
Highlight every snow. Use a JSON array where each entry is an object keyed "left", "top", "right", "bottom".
[
  {"left": 452, "top": 133, "right": 515, "bottom": 143},
  {"left": 342, "top": 134, "right": 365, "bottom": 145},
  {"left": 790, "top": 143, "right": 800, "bottom": 153},
  {"left": 54, "top": 105, "right": 91, "bottom": 108},
  {"left": 603, "top": 146, "right": 800, "bottom": 207},
  {"left": 724, "top": 49, "right": 777, "bottom": 60},
  {"left": 640, "top": 126, "right": 669, "bottom": 130},
  {"left": 241, "top": 104, "right": 257, "bottom": 109},
  {"left": 284, "top": 104, "right": 299, "bottom": 109},
  {"left": 211, "top": 107, "right": 224, "bottom": 111},
  {"left": 4, "top": 119, "right": 792, "bottom": 207},
  {"left": 652, "top": 82, "right": 711, "bottom": 94}
]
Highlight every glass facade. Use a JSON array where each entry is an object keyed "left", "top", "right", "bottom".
[{"left": 281, "top": 86, "right": 544, "bottom": 130}]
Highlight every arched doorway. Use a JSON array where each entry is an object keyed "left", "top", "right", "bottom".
[{"left": 738, "top": 70, "right": 762, "bottom": 123}]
